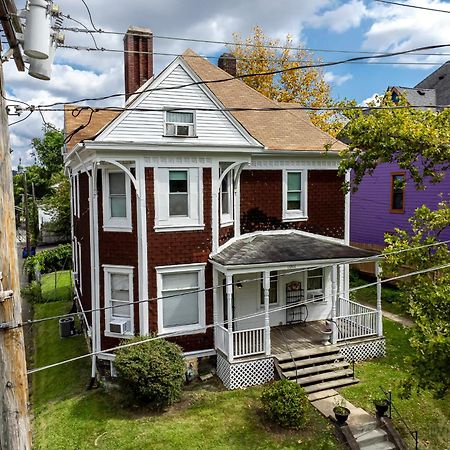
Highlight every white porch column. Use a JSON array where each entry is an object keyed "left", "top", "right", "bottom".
[
  {"left": 331, "top": 264, "right": 338, "bottom": 344},
  {"left": 212, "top": 267, "right": 219, "bottom": 348},
  {"left": 376, "top": 261, "right": 383, "bottom": 337},
  {"left": 263, "top": 271, "right": 271, "bottom": 356},
  {"left": 226, "top": 273, "right": 234, "bottom": 362}
]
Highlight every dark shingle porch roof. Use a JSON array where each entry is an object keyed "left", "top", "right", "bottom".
[{"left": 211, "top": 232, "right": 375, "bottom": 267}]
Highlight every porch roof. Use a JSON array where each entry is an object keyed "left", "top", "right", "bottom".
[{"left": 210, "top": 232, "right": 375, "bottom": 267}]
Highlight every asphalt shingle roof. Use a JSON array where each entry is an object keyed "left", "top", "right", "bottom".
[{"left": 211, "top": 233, "right": 375, "bottom": 266}]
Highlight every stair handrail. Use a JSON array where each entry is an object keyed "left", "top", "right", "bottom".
[{"left": 379, "top": 386, "right": 419, "bottom": 450}]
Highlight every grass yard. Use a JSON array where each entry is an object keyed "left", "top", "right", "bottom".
[
  {"left": 341, "top": 319, "right": 450, "bottom": 450},
  {"left": 32, "top": 300, "right": 342, "bottom": 450},
  {"left": 350, "top": 270, "right": 409, "bottom": 317},
  {"left": 40, "top": 270, "right": 73, "bottom": 302}
]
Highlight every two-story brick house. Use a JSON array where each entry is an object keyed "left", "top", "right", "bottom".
[{"left": 66, "top": 27, "right": 384, "bottom": 391}]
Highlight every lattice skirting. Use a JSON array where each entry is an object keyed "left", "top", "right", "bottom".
[
  {"left": 338, "top": 337, "right": 386, "bottom": 362},
  {"left": 216, "top": 353, "right": 274, "bottom": 389}
]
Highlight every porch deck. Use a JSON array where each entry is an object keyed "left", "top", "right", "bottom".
[{"left": 270, "top": 321, "right": 329, "bottom": 356}]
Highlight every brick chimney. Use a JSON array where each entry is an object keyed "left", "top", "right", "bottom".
[
  {"left": 218, "top": 53, "right": 237, "bottom": 77},
  {"left": 124, "top": 26, "right": 153, "bottom": 100}
]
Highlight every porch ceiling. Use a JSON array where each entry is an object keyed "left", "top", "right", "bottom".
[{"left": 210, "top": 232, "right": 375, "bottom": 267}]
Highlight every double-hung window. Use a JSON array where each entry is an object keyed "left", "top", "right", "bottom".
[
  {"left": 220, "top": 164, "right": 233, "bottom": 225},
  {"left": 283, "top": 170, "right": 307, "bottom": 221},
  {"left": 154, "top": 168, "right": 203, "bottom": 231},
  {"left": 156, "top": 264, "right": 206, "bottom": 334},
  {"left": 165, "top": 111, "right": 195, "bottom": 137},
  {"left": 390, "top": 173, "right": 405, "bottom": 213},
  {"left": 260, "top": 271, "right": 278, "bottom": 306},
  {"left": 306, "top": 268, "right": 324, "bottom": 302},
  {"left": 103, "top": 170, "right": 132, "bottom": 231},
  {"left": 72, "top": 173, "right": 80, "bottom": 218},
  {"left": 104, "top": 265, "right": 134, "bottom": 336}
]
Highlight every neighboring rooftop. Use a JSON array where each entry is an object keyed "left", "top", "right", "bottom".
[
  {"left": 210, "top": 232, "right": 375, "bottom": 267},
  {"left": 181, "top": 49, "right": 346, "bottom": 152},
  {"left": 390, "top": 86, "right": 437, "bottom": 107},
  {"left": 415, "top": 61, "right": 450, "bottom": 106}
]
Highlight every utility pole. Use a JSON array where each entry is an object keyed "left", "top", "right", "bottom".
[{"left": 0, "top": 0, "right": 32, "bottom": 448}]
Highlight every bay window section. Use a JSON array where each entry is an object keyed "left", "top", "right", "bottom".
[
  {"left": 169, "top": 170, "right": 189, "bottom": 216},
  {"left": 104, "top": 265, "right": 134, "bottom": 337},
  {"left": 103, "top": 169, "right": 132, "bottom": 231},
  {"left": 157, "top": 264, "right": 206, "bottom": 334},
  {"left": 220, "top": 164, "right": 234, "bottom": 225}
]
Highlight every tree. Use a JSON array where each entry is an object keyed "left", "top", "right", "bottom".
[
  {"left": 32, "top": 124, "right": 64, "bottom": 174},
  {"left": 339, "top": 105, "right": 450, "bottom": 396},
  {"left": 229, "top": 26, "right": 353, "bottom": 136}
]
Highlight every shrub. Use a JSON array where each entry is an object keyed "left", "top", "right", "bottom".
[
  {"left": 22, "top": 280, "right": 42, "bottom": 303},
  {"left": 24, "top": 244, "right": 72, "bottom": 277},
  {"left": 114, "top": 336, "right": 185, "bottom": 409},
  {"left": 261, "top": 380, "right": 309, "bottom": 429}
]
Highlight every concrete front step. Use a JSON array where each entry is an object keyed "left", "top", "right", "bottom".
[
  {"left": 356, "top": 429, "right": 389, "bottom": 447},
  {"left": 275, "top": 345, "right": 340, "bottom": 362},
  {"left": 307, "top": 389, "right": 339, "bottom": 402},
  {"left": 283, "top": 361, "right": 349, "bottom": 379},
  {"left": 278, "top": 352, "right": 345, "bottom": 370},
  {"left": 358, "top": 442, "right": 396, "bottom": 450},
  {"left": 296, "top": 368, "right": 353, "bottom": 386},
  {"left": 303, "top": 376, "right": 359, "bottom": 393}
]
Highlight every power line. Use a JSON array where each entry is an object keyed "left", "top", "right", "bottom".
[
  {"left": 21, "top": 238, "right": 450, "bottom": 328},
  {"left": 57, "top": 25, "right": 450, "bottom": 56},
  {"left": 373, "top": 0, "right": 450, "bottom": 13},
  {"left": 32, "top": 42, "right": 450, "bottom": 109},
  {"left": 26, "top": 261, "right": 450, "bottom": 375},
  {"left": 57, "top": 44, "right": 447, "bottom": 66}
]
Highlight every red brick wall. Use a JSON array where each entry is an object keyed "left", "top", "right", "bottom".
[
  {"left": 97, "top": 169, "right": 139, "bottom": 350},
  {"left": 219, "top": 224, "right": 234, "bottom": 246},
  {"left": 240, "top": 169, "right": 345, "bottom": 239},
  {"left": 146, "top": 167, "right": 214, "bottom": 352}
]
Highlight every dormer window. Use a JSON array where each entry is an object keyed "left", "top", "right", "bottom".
[{"left": 165, "top": 111, "right": 195, "bottom": 137}]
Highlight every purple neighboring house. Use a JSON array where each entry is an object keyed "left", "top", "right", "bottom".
[
  {"left": 351, "top": 163, "right": 450, "bottom": 248},
  {"left": 350, "top": 61, "right": 450, "bottom": 249}
]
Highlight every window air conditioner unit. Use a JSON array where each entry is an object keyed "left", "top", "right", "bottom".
[
  {"left": 110, "top": 318, "right": 130, "bottom": 334},
  {"left": 166, "top": 123, "right": 194, "bottom": 137}
]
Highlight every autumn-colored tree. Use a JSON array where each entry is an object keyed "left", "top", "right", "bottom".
[{"left": 229, "top": 26, "right": 352, "bottom": 136}]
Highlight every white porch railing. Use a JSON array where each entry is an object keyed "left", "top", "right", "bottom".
[
  {"left": 232, "top": 327, "right": 266, "bottom": 358},
  {"left": 335, "top": 297, "right": 378, "bottom": 341},
  {"left": 216, "top": 325, "right": 229, "bottom": 356}
]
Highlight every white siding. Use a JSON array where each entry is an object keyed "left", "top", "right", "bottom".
[{"left": 100, "top": 65, "right": 250, "bottom": 146}]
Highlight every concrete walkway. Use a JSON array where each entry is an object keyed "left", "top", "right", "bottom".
[
  {"left": 382, "top": 310, "right": 413, "bottom": 328},
  {"left": 311, "top": 390, "right": 395, "bottom": 449}
]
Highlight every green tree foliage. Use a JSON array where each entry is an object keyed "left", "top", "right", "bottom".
[
  {"left": 382, "top": 202, "right": 450, "bottom": 396},
  {"left": 261, "top": 380, "right": 309, "bottom": 429},
  {"left": 229, "top": 25, "right": 354, "bottom": 136},
  {"left": 114, "top": 337, "right": 185, "bottom": 409},
  {"left": 24, "top": 243, "right": 72, "bottom": 276},
  {"left": 32, "top": 124, "right": 64, "bottom": 174},
  {"left": 339, "top": 103, "right": 450, "bottom": 192}
]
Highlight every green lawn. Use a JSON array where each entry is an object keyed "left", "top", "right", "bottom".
[
  {"left": 41, "top": 270, "right": 73, "bottom": 302},
  {"left": 350, "top": 270, "right": 409, "bottom": 317},
  {"left": 32, "top": 300, "right": 342, "bottom": 450},
  {"left": 341, "top": 319, "right": 450, "bottom": 450}
]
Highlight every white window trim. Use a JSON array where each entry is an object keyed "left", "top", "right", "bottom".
[
  {"left": 164, "top": 110, "right": 197, "bottom": 137},
  {"left": 77, "top": 241, "right": 82, "bottom": 294},
  {"left": 156, "top": 263, "right": 206, "bottom": 336},
  {"left": 282, "top": 169, "right": 308, "bottom": 222},
  {"left": 73, "top": 237, "right": 79, "bottom": 282},
  {"left": 103, "top": 265, "right": 134, "bottom": 338},
  {"left": 102, "top": 169, "right": 132, "bottom": 232},
  {"left": 154, "top": 167, "right": 204, "bottom": 232},
  {"left": 72, "top": 174, "right": 80, "bottom": 218},
  {"left": 220, "top": 170, "right": 234, "bottom": 227}
]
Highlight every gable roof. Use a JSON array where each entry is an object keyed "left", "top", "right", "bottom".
[
  {"left": 390, "top": 86, "right": 437, "bottom": 107},
  {"left": 64, "top": 105, "right": 120, "bottom": 152},
  {"left": 415, "top": 61, "right": 450, "bottom": 105},
  {"left": 181, "top": 49, "right": 346, "bottom": 152}
]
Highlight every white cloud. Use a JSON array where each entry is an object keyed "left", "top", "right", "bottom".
[
  {"left": 324, "top": 71, "right": 353, "bottom": 86},
  {"left": 361, "top": 92, "right": 381, "bottom": 106},
  {"left": 307, "top": 0, "right": 367, "bottom": 33}
]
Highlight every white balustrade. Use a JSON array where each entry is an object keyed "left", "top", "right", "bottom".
[
  {"left": 216, "top": 325, "right": 229, "bottom": 356},
  {"left": 232, "top": 327, "right": 265, "bottom": 358},
  {"left": 335, "top": 297, "right": 378, "bottom": 341}
]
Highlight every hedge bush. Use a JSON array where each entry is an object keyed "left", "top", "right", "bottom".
[
  {"left": 114, "top": 336, "right": 185, "bottom": 409},
  {"left": 261, "top": 380, "right": 309, "bottom": 429},
  {"left": 24, "top": 243, "right": 72, "bottom": 277}
]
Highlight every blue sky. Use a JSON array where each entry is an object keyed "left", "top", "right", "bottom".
[{"left": 4, "top": 0, "right": 449, "bottom": 167}]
